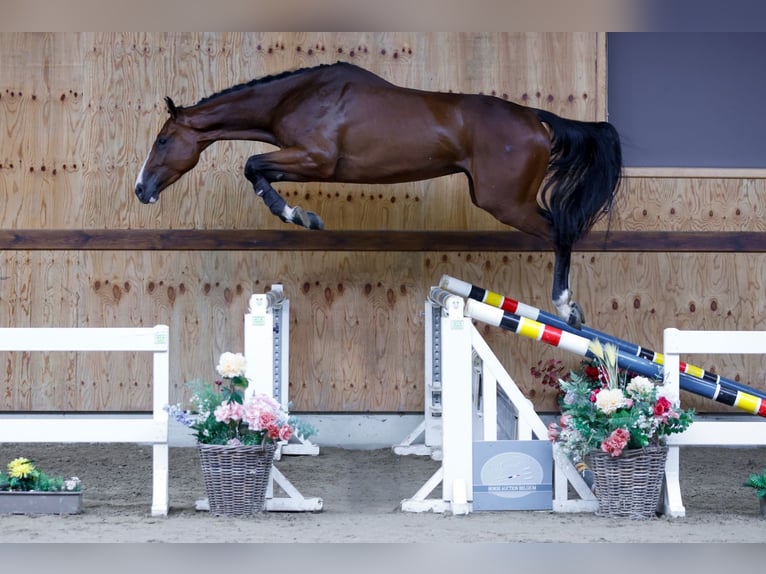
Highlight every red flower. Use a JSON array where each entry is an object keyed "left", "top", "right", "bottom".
[
  {"left": 654, "top": 396, "right": 672, "bottom": 417},
  {"left": 584, "top": 365, "right": 601, "bottom": 380}
]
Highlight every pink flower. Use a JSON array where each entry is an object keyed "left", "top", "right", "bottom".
[
  {"left": 267, "top": 424, "right": 281, "bottom": 439},
  {"left": 278, "top": 424, "right": 293, "bottom": 441},
  {"left": 229, "top": 402, "right": 245, "bottom": 422},
  {"left": 260, "top": 411, "right": 277, "bottom": 427},
  {"left": 215, "top": 400, "right": 246, "bottom": 424},
  {"left": 601, "top": 428, "right": 630, "bottom": 457},
  {"left": 214, "top": 402, "right": 232, "bottom": 423},
  {"left": 547, "top": 422, "right": 560, "bottom": 442}
]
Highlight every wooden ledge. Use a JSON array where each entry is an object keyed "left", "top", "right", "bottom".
[{"left": 1, "top": 229, "right": 766, "bottom": 252}]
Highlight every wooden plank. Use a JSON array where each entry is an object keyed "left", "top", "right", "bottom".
[
  {"left": 624, "top": 167, "right": 766, "bottom": 179},
  {"left": 2, "top": 229, "right": 766, "bottom": 252}
]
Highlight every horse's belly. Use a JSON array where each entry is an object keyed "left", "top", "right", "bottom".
[{"left": 333, "top": 156, "right": 460, "bottom": 184}]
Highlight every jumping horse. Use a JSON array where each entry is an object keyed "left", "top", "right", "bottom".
[{"left": 135, "top": 61, "right": 622, "bottom": 327}]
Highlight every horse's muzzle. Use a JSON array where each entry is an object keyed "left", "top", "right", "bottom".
[{"left": 134, "top": 184, "right": 158, "bottom": 204}]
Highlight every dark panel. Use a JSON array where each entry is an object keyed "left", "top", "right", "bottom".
[{"left": 607, "top": 32, "right": 766, "bottom": 168}]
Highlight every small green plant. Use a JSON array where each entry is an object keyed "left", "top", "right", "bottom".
[
  {"left": 743, "top": 469, "right": 766, "bottom": 499},
  {"left": 0, "top": 457, "right": 80, "bottom": 492}
]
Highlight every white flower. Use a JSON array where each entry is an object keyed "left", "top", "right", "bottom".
[
  {"left": 626, "top": 376, "right": 654, "bottom": 397},
  {"left": 656, "top": 384, "right": 680, "bottom": 406},
  {"left": 64, "top": 477, "right": 80, "bottom": 491},
  {"left": 216, "top": 352, "right": 247, "bottom": 378},
  {"left": 595, "top": 388, "right": 628, "bottom": 415}
]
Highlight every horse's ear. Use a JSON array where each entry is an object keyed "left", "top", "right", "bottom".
[{"left": 164, "top": 96, "right": 177, "bottom": 119}]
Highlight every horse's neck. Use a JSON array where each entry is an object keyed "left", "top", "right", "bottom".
[{"left": 182, "top": 79, "right": 303, "bottom": 145}]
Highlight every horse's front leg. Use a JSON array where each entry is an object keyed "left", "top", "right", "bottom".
[
  {"left": 244, "top": 156, "right": 324, "bottom": 230},
  {"left": 552, "top": 246, "right": 585, "bottom": 329}
]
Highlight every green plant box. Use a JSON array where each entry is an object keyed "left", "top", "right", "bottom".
[{"left": 0, "top": 491, "right": 82, "bottom": 514}]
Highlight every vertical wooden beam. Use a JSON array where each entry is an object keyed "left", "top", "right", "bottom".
[{"left": 596, "top": 32, "right": 608, "bottom": 122}]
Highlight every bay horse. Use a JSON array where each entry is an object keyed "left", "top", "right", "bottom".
[{"left": 135, "top": 61, "right": 622, "bottom": 327}]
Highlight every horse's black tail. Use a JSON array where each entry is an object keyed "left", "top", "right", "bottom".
[{"left": 533, "top": 108, "right": 623, "bottom": 250}]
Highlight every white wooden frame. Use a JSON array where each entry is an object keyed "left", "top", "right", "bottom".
[
  {"left": 0, "top": 325, "right": 170, "bottom": 517},
  {"left": 662, "top": 328, "right": 766, "bottom": 517}
]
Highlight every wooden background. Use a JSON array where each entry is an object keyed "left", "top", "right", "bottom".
[{"left": 1, "top": 32, "right": 765, "bottom": 414}]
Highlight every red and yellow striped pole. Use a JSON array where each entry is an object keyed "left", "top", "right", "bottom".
[
  {"left": 440, "top": 274, "right": 766, "bottom": 401},
  {"left": 437, "top": 287, "right": 766, "bottom": 417}
]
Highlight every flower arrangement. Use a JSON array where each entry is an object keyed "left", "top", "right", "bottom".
[
  {"left": 167, "top": 351, "right": 315, "bottom": 446},
  {"left": 547, "top": 339, "right": 695, "bottom": 462},
  {"left": 0, "top": 457, "right": 81, "bottom": 492}
]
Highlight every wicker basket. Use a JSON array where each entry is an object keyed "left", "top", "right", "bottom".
[
  {"left": 198, "top": 442, "right": 277, "bottom": 516},
  {"left": 588, "top": 445, "right": 668, "bottom": 519}
]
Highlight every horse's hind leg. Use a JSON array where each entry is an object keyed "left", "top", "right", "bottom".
[
  {"left": 464, "top": 138, "right": 585, "bottom": 328},
  {"left": 552, "top": 246, "right": 585, "bottom": 328}
]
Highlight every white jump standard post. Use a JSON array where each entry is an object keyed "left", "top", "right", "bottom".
[
  {"left": 400, "top": 285, "right": 598, "bottom": 514},
  {"left": 244, "top": 284, "right": 322, "bottom": 512},
  {"left": 400, "top": 289, "right": 473, "bottom": 514},
  {"left": 393, "top": 286, "right": 450, "bottom": 459},
  {"left": 244, "top": 284, "right": 319, "bottom": 456}
]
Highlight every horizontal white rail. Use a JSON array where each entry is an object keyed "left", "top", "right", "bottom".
[{"left": 0, "top": 327, "right": 168, "bottom": 352}]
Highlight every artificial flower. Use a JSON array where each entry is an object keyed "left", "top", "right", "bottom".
[{"left": 216, "top": 352, "right": 247, "bottom": 378}]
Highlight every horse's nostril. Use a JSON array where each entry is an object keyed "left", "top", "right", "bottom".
[{"left": 135, "top": 184, "right": 143, "bottom": 196}]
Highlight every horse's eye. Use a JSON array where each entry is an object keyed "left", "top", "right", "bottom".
[{"left": 157, "top": 136, "right": 168, "bottom": 147}]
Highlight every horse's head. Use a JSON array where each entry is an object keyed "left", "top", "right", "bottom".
[{"left": 134, "top": 97, "right": 206, "bottom": 204}]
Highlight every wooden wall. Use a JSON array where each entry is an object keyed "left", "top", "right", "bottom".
[{"left": 1, "top": 32, "right": 764, "bottom": 415}]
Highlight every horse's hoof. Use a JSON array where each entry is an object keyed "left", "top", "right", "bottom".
[
  {"left": 307, "top": 210, "right": 324, "bottom": 230},
  {"left": 291, "top": 207, "right": 324, "bottom": 230},
  {"left": 567, "top": 302, "right": 586, "bottom": 329}
]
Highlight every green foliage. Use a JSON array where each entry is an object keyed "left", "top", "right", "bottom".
[
  {"left": 743, "top": 469, "right": 766, "bottom": 499},
  {"left": 0, "top": 458, "right": 80, "bottom": 492}
]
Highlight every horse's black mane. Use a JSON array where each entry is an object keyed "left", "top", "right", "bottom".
[{"left": 191, "top": 62, "right": 347, "bottom": 108}]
